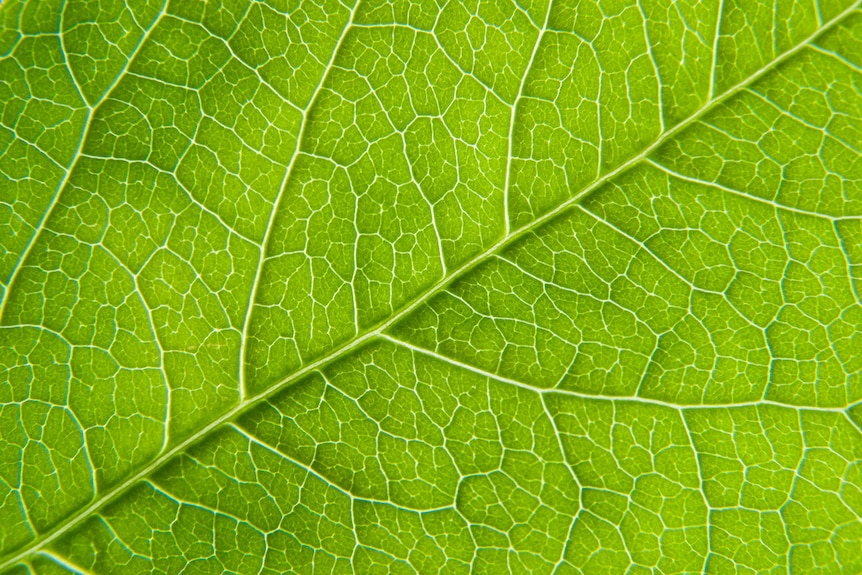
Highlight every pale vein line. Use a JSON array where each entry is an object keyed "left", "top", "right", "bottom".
[
  {"left": 596, "top": 41, "right": 605, "bottom": 171},
  {"left": 746, "top": 88, "right": 862, "bottom": 155},
  {"left": 2, "top": 2, "right": 860, "bottom": 569},
  {"left": 95, "top": 515, "right": 150, "bottom": 561},
  {"left": 227, "top": 423, "right": 456, "bottom": 513},
  {"left": 502, "top": 1, "right": 551, "bottom": 234},
  {"left": 679, "top": 410, "right": 714, "bottom": 573},
  {"left": 808, "top": 43, "right": 862, "bottom": 74},
  {"left": 645, "top": 158, "right": 862, "bottom": 221},
  {"left": 141, "top": 478, "right": 264, "bottom": 530},
  {"left": 238, "top": 2, "right": 360, "bottom": 398},
  {"left": 399, "top": 127, "right": 447, "bottom": 276},
  {"left": 707, "top": 0, "right": 725, "bottom": 100},
  {"left": 381, "top": 333, "right": 854, "bottom": 413},
  {"left": 0, "top": 1, "right": 168, "bottom": 324},
  {"left": 99, "top": 245, "right": 172, "bottom": 451},
  {"left": 679, "top": 413, "right": 713, "bottom": 511},
  {"left": 57, "top": 5, "right": 86, "bottom": 110},
  {"left": 141, "top": 160, "right": 260, "bottom": 246},
  {"left": 637, "top": 0, "right": 665, "bottom": 132},
  {"left": 771, "top": 0, "right": 779, "bottom": 61},
  {"left": 541, "top": 392, "right": 583, "bottom": 575},
  {"left": 577, "top": 204, "right": 770, "bottom": 334},
  {"left": 37, "top": 551, "right": 95, "bottom": 575},
  {"left": 170, "top": 12, "right": 289, "bottom": 103},
  {"left": 835, "top": 221, "right": 862, "bottom": 307}
]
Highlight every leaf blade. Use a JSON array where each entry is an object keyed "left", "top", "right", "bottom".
[{"left": 1, "top": 0, "right": 861, "bottom": 572}]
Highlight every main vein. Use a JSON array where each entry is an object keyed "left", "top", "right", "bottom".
[{"left": 2, "top": 0, "right": 859, "bottom": 569}]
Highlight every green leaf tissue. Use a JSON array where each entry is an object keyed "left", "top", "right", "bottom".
[{"left": 1, "top": 0, "right": 861, "bottom": 572}]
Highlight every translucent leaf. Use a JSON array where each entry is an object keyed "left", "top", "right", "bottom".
[{"left": 1, "top": 0, "right": 861, "bottom": 572}]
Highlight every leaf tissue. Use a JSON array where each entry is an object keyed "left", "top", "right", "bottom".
[{"left": 1, "top": 0, "right": 861, "bottom": 572}]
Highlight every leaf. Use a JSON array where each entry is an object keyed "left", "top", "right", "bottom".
[{"left": 1, "top": 0, "right": 861, "bottom": 572}]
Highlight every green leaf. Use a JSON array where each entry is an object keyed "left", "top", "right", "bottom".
[{"left": 1, "top": 0, "right": 861, "bottom": 572}]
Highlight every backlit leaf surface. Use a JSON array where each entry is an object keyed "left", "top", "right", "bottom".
[{"left": 1, "top": 0, "right": 861, "bottom": 572}]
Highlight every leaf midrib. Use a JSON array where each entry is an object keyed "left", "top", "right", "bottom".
[{"left": 2, "top": 2, "right": 859, "bottom": 569}]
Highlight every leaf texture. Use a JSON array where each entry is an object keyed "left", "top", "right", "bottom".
[{"left": 1, "top": 0, "right": 861, "bottom": 572}]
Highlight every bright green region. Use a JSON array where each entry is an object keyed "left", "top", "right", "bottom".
[
  {"left": 62, "top": 0, "right": 164, "bottom": 106},
  {"left": 1, "top": 0, "right": 861, "bottom": 573},
  {"left": 688, "top": 407, "right": 862, "bottom": 573},
  {"left": 547, "top": 396, "right": 708, "bottom": 573}
]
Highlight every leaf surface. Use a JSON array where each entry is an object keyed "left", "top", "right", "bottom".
[{"left": 1, "top": 0, "right": 862, "bottom": 572}]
